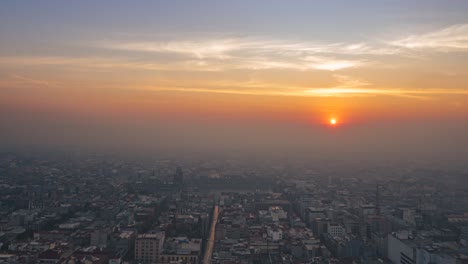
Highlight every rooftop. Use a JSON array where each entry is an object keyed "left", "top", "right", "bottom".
[{"left": 137, "top": 232, "right": 165, "bottom": 240}]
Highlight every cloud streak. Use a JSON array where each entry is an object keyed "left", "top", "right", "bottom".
[
  {"left": 390, "top": 24, "right": 468, "bottom": 51},
  {"left": 145, "top": 85, "right": 468, "bottom": 100},
  {"left": 2, "top": 54, "right": 468, "bottom": 100},
  {"left": 106, "top": 24, "right": 468, "bottom": 74},
  {"left": 2, "top": 25, "right": 468, "bottom": 100},
  {"left": 11, "top": 74, "right": 61, "bottom": 88},
  {"left": 105, "top": 37, "right": 383, "bottom": 71},
  {"left": 6, "top": 23, "right": 468, "bottom": 75},
  {"left": 0, "top": 54, "right": 364, "bottom": 73}
]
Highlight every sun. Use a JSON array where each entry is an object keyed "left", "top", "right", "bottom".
[{"left": 329, "top": 118, "right": 337, "bottom": 125}]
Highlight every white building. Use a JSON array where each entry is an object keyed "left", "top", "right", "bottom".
[
  {"left": 267, "top": 227, "right": 283, "bottom": 241},
  {"left": 269, "top": 206, "right": 287, "bottom": 222},
  {"left": 135, "top": 232, "right": 165, "bottom": 264}
]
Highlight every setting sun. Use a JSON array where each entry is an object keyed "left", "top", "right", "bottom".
[{"left": 330, "top": 118, "right": 337, "bottom": 125}]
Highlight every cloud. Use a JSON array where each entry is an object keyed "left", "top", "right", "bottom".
[
  {"left": 301, "top": 74, "right": 468, "bottom": 99},
  {"left": 390, "top": 24, "right": 468, "bottom": 51},
  {"left": 307, "top": 59, "right": 362, "bottom": 71},
  {"left": 145, "top": 85, "right": 468, "bottom": 100},
  {"left": 333, "top": 74, "right": 372, "bottom": 88},
  {"left": 92, "top": 25, "right": 468, "bottom": 74},
  {"left": 0, "top": 56, "right": 226, "bottom": 72},
  {"left": 2, "top": 55, "right": 468, "bottom": 100},
  {"left": 104, "top": 37, "right": 386, "bottom": 71},
  {"left": 305, "top": 87, "right": 468, "bottom": 99},
  {"left": 0, "top": 74, "right": 62, "bottom": 90},
  {"left": 110, "top": 39, "right": 398, "bottom": 57},
  {"left": 112, "top": 39, "right": 242, "bottom": 59},
  {"left": 5, "top": 24, "right": 468, "bottom": 76},
  {"left": 11, "top": 74, "right": 61, "bottom": 88},
  {"left": 0, "top": 35, "right": 411, "bottom": 74},
  {"left": 3, "top": 27, "right": 468, "bottom": 100},
  {"left": 138, "top": 73, "right": 468, "bottom": 100},
  {"left": 0, "top": 54, "right": 364, "bottom": 73}
]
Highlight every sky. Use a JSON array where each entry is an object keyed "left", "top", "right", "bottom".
[{"left": 1, "top": 1, "right": 468, "bottom": 165}]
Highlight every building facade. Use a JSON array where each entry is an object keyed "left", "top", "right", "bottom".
[{"left": 135, "top": 232, "right": 165, "bottom": 264}]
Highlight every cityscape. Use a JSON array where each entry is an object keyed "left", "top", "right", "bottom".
[
  {"left": 0, "top": 152, "right": 468, "bottom": 263},
  {"left": 1, "top": 1, "right": 468, "bottom": 264}
]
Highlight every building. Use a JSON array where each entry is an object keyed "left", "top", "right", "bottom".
[
  {"left": 267, "top": 227, "right": 283, "bottom": 241},
  {"left": 174, "top": 166, "right": 183, "bottom": 186},
  {"left": 158, "top": 254, "right": 198, "bottom": 264},
  {"left": 324, "top": 235, "right": 362, "bottom": 258},
  {"left": 311, "top": 218, "right": 330, "bottom": 238},
  {"left": 297, "top": 196, "right": 316, "bottom": 219},
  {"left": 387, "top": 231, "right": 458, "bottom": 264},
  {"left": 306, "top": 207, "right": 326, "bottom": 224},
  {"left": 109, "top": 231, "right": 136, "bottom": 258},
  {"left": 360, "top": 205, "right": 377, "bottom": 217},
  {"left": 199, "top": 213, "right": 210, "bottom": 239},
  {"left": 269, "top": 206, "right": 287, "bottom": 222},
  {"left": 135, "top": 232, "right": 165, "bottom": 264},
  {"left": 0, "top": 254, "right": 17, "bottom": 263},
  {"left": 327, "top": 223, "right": 345, "bottom": 238},
  {"left": 90, "top": 228, "right": 111, "bottom": 248},
  {"left": 159, "top": 237, "right": 201, "bottom": 264}
]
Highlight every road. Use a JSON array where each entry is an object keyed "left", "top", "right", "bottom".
[{"left": 203, "top": 205, "right": 219, "bottom": 264}]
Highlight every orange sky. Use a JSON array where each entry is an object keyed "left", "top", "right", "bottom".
[{"left": 1, "top": 1, "right": 468, "bottom": 164}]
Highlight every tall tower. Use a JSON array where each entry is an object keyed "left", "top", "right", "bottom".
[
  {"left": 376, "top": 183, "right": 381, "bottom": 215},
  {"left": 174, "top": 166, "right": 183, "bottom": 186}
]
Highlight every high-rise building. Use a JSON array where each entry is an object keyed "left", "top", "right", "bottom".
[
  {"left": 90, "top": 228, "right": 110, "bottom": 248},
  {"left": 174, "top": 166, "right": 183, "bottom": 186},
  {"left": 134, "top": 232, "right": 165, "bottom": 264}
]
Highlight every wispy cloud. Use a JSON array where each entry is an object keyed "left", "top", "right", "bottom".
[
  {"left": 332, "top": 74, "right": 372, "bottom": 88},
  {"left": 108, "top": 25, "right": 468, "bottom": 69},
  {"left": 0, "top": 54, "right": 364, "bottom": 73},
  {"left": 390, "top": 24, "right": 468, "bottom": 51},
  {"left": 0, "top": 74, "right": 62, "bottom": 89},
  {"left": 3, "top": 24, "right": 468, "bottom": 75},
  {"left": 0, "top": 56, "right": 226, "bottom": 72},
  {"left": 145, "top": 85, "right": 468, "bottom": 100},
  {"left": 307, "top": 58, "right": 363, "bottom": 71},
  {"left": 11, "top": 74, "right": 61, "bottom": 88},
  {"left": 2, "top": 55, "right": 468, "bottom": 100},
  {"left": 7, "top": 24, "right": 468, "bottom": 75},
  {"left": 139, "top": 72, "right": 468, "bottom": 100},
  {"left": 112, "top": 39, "right": 241, "bottom": 59},
  {"left": 300, "top": 73, "right": 468, "bottom": 99},
  {"left": 2, "top": 26, "right": 468, "bottom": 100},
  {"left": 104, "top": 37, "right": 387, "bottom": 71},
  {"left": 109, "top": 38, "right": 398, "bottom": 57},
  {"left": 305, "top": 87, "right": 468, "bottom": 99}
]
